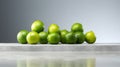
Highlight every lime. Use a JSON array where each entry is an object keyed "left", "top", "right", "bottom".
[
  {"left": 26, "top": 31, "right": 40, "bottom": 44},
  {"left": 75, "top": 32, "right": 85, "bottom": 44},
  {"left": 85, "top": 31, "right": 96, "bottom": 44},
  {"left": 60, "top": 29, "right": 69, "bottom": 44},
  {"left": 47, "top": 33, "right": 60, "bottom": 44},
  {"left": 39, "top": 32, "right": 48, "bottom": 44},
  {"left": 31, "top": 20, "right": 44, "bottom": 33},
  {"left": 65, "top": 32, "right": 77, "bottom": 44},
  {"left": 71, "top": 22, "right": 83, "bottom": 32},
  {"left": 48, "top": 24, "right": 60, "bottom": 34},
  {"left": 17, "top": 30, "right": 29, "bottom": 44}
]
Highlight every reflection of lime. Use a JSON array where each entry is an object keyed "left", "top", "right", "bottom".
[
  {"left": 17, "top": 30, "right": 29, "bottom": 44},
  {"left": 85, "top": 31, "right": 96, "bottom": 44},
  {"left": 48, "top": 24, "right": 60, "bottom": 34},
  {"left": 39, "top": 32, "right": 48, "bottom": 44},
  {"left": 75, "top": 32, "right": 85, "bottom": 44},
  {"left": 31, "top": 20, "right": 44, "bottom": 33},
  {"left": 65, "top": 32, "right": 77, "bottom": 44},
  {"left": 71, "top": 23, "right": 83, "bottom": 32},
  {"left": 60, "top": 29, "right": 69, "bottom": 44},
  {"left": 86, "top": 58, "right": 96, "bottom": 67},
  {"left": 26, "top": 31, "right": 39, "bottom": 44},
  {"left": 47, "top": 33, "right": 60, "bottom": 44},
  {"left": 17, "top": 59, "right": 26, "bottom": 67}
]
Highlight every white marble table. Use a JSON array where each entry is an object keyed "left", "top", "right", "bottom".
[
  {"left": 0, "top": 43, "right": 120, "bottom": 52},
  {"left": 0, "top": 43, "right": 120, "bottom": 67}
]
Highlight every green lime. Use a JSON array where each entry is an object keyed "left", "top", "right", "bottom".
[
  {"left": 75, "top": 32, "right": 85, "bottom": 44},
  {"left": 17, "top": 30, "right": 29, "bottom": 44},
  {"left": 47, "top": 33, "right": 60, "bottom": 44},
  {"left": 31, "top": 20, "right": 44, "bottom": 33},
  {"left": 60, "top": 29, "right": 69, "bottom": 44},
  {"left": 26, "top": 31, "right": 39, "bottom": 44},
  {"left": 48, "top": 24, "right": 60, "bottom": 34},
  {"left": 71, "top": 22, "right": 83, "bottom": 32},
  {"left": 65, "top": 32, "right": 77, "bottom": 44},
  {"left": 39, "top": 32, "right": 48, "bottom": 44},
  {"left": 85, "top": 31, "right": 96, "bottom": 44}
]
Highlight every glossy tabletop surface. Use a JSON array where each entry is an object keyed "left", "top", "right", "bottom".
[{"left": 0, "top": 43, "right": 120, "bottom": 67}]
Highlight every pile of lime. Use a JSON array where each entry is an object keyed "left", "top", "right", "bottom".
[{"left": 17, "top": 20, "right": 96, "bottom": 44}]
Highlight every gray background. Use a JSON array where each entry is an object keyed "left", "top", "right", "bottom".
[{"left": 0, "top": 0, "right": 120, "bottom": 43}]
